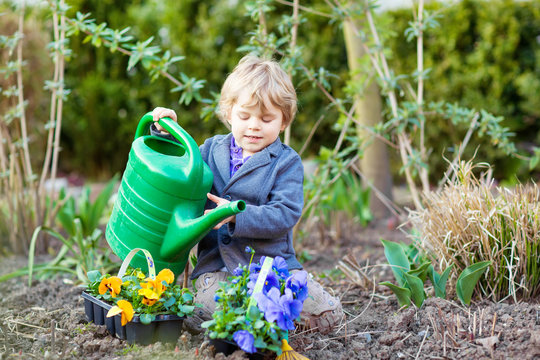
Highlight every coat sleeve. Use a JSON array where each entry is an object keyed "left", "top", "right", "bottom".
[{"left": 228, "top": 151, "right": 304, "bottom": 239}]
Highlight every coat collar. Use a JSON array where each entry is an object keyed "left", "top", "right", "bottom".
[{"left": 213, "top": 133, "right": 283, "bottom": 192}]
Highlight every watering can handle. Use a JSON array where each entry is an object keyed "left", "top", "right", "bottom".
[{"left": 135, "top": 112, "right": 203, "bottom": 181}]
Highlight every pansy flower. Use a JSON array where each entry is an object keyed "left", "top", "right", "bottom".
[
  {"left": 140, "top": 278, "right": 166, "bottom": 296},
  {"left": 138, "top": 288, "right": 160, "bottom": 306},
  {"left": 233, "top": 330, "right": 257, "bottom": 353},
  {"left": 247, "top": 270, "right": 279, "bottom": 295},
  {"left": 286, "top": 270, "right": 309, "bottom": 302},
  {"left": 98, "top": 276, "right": 122, "bottom": 298},
  {"left": 254, "top": 287, "right": 303, "bottom": 331},
  {"left": 156, "top": 268, "right": 175, "bottom": 285},
  {"left": 272, "top": 256, "right": 290, "bottom": 279},
  {"left": 107, "top": 300, "right": 134, "bottom": 326}
]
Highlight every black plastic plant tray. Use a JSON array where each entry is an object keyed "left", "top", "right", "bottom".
[
  {"left": 81, "top": 292, "right": 184, "bottom": 345},
  {"left": 209, "top": 338, "right": 272, "bottom": 360}
]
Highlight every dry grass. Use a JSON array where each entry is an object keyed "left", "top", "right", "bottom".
[{"left": 408, "top": 161, "right": 540, "bottom": 301}]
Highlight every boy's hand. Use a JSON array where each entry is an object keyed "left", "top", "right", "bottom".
[
  {"left": 205, "top": 193, "right": 236, "bottom": 229},
  {"left": 152, "top": 107, "right": 178, "bottom": 133}
]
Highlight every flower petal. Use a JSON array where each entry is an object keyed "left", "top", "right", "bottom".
[
  {"left": 157, "top": 269, "right": 175, "bottom": 285},
  {"left": 106, "top": 306, "right": 123, "bottom": 318}
]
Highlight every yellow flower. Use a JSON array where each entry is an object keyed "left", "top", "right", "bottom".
[
  {"left": 99, "top": 276, "right": 122, "bottom": 298},
  {"left": 156, "top": 268, "right": 175, "bottom": 285},
  {"left": 107, "top": 300, "right": 134, "bottom": 326},
  {"left": 141, "top": 278, "right": 165, "bottom": 295},
  {"left": 138, "top": 288, "right": 160, "bottom": 306}
]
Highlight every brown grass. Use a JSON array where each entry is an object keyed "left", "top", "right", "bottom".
[{"left": 408, "top": 161, "right": 540, "bottom": 301}]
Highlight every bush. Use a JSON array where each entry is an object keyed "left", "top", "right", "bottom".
[
  {"left": 386, "top": 0, "right": 540, "bottom": 181},
  {"left": 408, "top": 161, "right": 540, "bottom": 301}
]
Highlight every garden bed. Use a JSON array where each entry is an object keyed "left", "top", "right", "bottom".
[{"left": 0, "top": 220, "right": 539, "bottom": 359}]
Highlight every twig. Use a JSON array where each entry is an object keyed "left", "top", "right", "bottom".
[
  {"left": 335, "top": 279, "right": 376, "bottom": 333},
  {"left": 415, "top": 325, "right": 429, "bottom": 360},
  {"left": 320, "top": 330, "right": 383, "bottom": 342},
  {"left": 298, "top": 114, "right": 324, "bottom": 156},
  {"left": 490, "top": 313, "right": 497, "bottom": 337},
  {"left": 51, "top": 320, "right": 56, "bottom": 354}
]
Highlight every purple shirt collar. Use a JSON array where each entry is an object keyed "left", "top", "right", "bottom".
[{"left": 230, "top": 136, "right": 251, "bottom": 177}]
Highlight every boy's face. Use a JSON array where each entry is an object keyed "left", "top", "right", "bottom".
[{"left": 228, "top": 89, "right": 286, "bottom": 157}]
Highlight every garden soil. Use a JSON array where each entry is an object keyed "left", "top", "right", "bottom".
[{"left": 1, "top": 220, "right": 539, "bottom": 360}]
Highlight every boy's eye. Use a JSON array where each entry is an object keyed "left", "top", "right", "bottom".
[
  {"left": 238, "top": 113, "right": 250, "bottom": 120},
  {"left": 262, "top": 117, "right": 274, "bottom": 122}
]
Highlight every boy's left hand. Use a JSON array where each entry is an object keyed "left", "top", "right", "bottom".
[{"left": 205, "top": 193, "right": 236, "bottom": 229}]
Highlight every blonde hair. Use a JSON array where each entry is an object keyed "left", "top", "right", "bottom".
[{"left": 218, "top": 55, "right": 297, "bottom": 128}]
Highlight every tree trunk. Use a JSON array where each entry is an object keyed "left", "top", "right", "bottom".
[{"left": 343, "top": 18, "right": 393, "bottom": 219}]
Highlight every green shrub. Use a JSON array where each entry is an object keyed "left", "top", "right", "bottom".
[{"left": 386, "top": 0, "right": 540, "bottom": 181}]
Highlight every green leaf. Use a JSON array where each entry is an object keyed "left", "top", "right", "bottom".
[
  {"left": 254, "top": 319, "right": 265, "bottom": 329},
  {"left": 429, "top": 265, "right": 453, "bottom": 298},
  {"left": 380, "top": 281, "right": 411, "bottom": 308},
  {"left": 456, "top": 261, "right": 491, "bottom": 306},
  {"left": 201, "top": 320, "right": 214, "bottom": 329},
  {"left": 403, "top": 273, "right": 425, "bottom": 308},
  {"left": 381, "top": 239, "right": 411, "bottom": 287},
  {"left": 267, "top": 344, "right": 281, "bottom": 354},
  {"left": 140, "top": 313, "right": 153, "bottom": 325},
  {"left": 87, "top": 270, "right": 102, "bottom": 283},
  {"left": 253, "top": 337, "right": 266, "bottom": 348},
  {"left": 407, "top": 261, "right": 431, "bottom": 283},
  {"left": 247, "top": 305, "right": 260, "bottom": 321},
  {"left": 163, "top": 297, "right": 176, "bottom": 308}
]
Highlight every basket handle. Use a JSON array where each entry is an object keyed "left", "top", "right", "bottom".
[
  {"left": 248, "top": 256, "right": 274, "bottom": 309},
  {"left": 117, "top": 248, "right": 156, "bottom": 280}
]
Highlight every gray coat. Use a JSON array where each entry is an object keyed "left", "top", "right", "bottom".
[{"left": 191, "top": 133, "right": 304, "bottom": 279}]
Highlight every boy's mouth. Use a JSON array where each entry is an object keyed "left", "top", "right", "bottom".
[{"left": 245, "top": 135, "right": 261, "bottom": 141}]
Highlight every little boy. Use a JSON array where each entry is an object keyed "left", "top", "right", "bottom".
[{"left": 151, "top": 55, "right": 342, "bottom": 334}]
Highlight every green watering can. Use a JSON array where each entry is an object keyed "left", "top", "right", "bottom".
[{"left": 105, "top": 112, "right": 246, "bottom": 276}]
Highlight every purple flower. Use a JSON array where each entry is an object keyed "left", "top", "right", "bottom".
[
  {"left": 249, "top": 256, "right": 265, "bottom": 273},
  {"left": 247, "top": 270, "right": 280, "bottom": 295},
  {"left": 233, "top": 266, "right": 244, "bottom": 277},
  {"left": 233, "top": 330, "right": 256, "bottom": 353},
  {"left": 255, "top": 288, "right": 303, "bottom": 331},
  {"left": 272, "top": 256, "right": 290, "bottom": 279},
  {"left": 286, "top": 271, "right": 309, "bottom": 302}
]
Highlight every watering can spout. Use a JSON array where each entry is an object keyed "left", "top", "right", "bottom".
[{"left": 160, "top": 200, "right": 246, "bottom": 261}]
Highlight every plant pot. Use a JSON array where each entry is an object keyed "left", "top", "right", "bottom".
[
  {"left": 82, "top": 292, "right": 184, "bottom": 345},
  {"left": 208, "top": 338, "right": 272, "bottom": 360}
]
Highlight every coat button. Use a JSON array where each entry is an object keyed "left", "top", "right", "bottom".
[
  {"left": 224, "top": 195, "right": 232, "bottom": 200},
  {"left": 222, "top": 237, "right": 231, "bottom": 244}
]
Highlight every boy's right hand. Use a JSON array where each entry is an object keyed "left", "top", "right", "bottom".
[{"left": 152, "top": 107, "right": 178, "bottom": 133}]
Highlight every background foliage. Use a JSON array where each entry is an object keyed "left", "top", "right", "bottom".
[
  {"left": 2, "top": 0, "right": 538, "bottom": 182},
  {"left": 386, "top": 0, "right": 540, "bottom": 181}
]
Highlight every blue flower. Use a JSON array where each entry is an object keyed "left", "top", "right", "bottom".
[
  {"left": 233, "top": 266, "right": 244, "bottom": 277},
  {"left": 255, "top": 288, "right": 303, "bottom": 331},
  {"left": 245, "top": 246, "right": 254, "bottom": 254},
  {"left": 233, "top": 330, "right": 256, "bottom": 353},
  {"left": 286, "top": 270, "right": 309, "bottom": 302},
  {"left": 247, "top": 270, "right": 280, "bottom": 295},
  {"left": 272, "top": 256, "right": 290, "bottom": 279},
  {"left": 249, "top": 256, "right": 265, "bottom": 273}
]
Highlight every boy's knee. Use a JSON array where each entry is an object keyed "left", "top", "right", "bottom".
[{"left": 193, "top": 271, "right": 229, "bottom": 317}]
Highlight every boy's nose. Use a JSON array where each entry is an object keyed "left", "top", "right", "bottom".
[{"left": 248, "top": 118, "right": 261, "bottom": 130}]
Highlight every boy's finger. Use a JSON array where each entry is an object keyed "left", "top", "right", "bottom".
[{"left": 207, "top": 193, "right": 221, "bottom": 203}]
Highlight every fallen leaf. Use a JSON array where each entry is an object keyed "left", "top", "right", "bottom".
[{"left": 475, "top": 335, "right": 498, "bottom": 350}]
